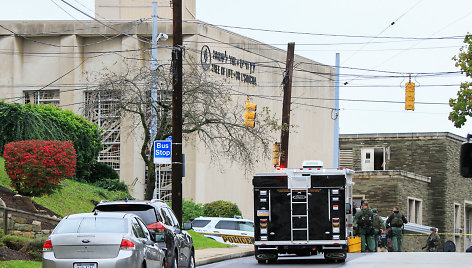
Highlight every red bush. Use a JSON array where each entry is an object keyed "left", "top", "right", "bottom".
[{"left": 3, "top": 140, "right": 77, "bottom": 196}]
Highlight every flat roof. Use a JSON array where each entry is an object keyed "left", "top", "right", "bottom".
[{"left": 340, "top": 132, "right": 465, "bottom": 142}]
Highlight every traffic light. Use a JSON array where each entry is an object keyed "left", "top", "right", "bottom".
[
  {"left": 244, "top": 98, "right": 256, "bottom": 128},
  {"left": 405, "top": 82, "right": 415, "bottom": 111},
  {"left": 272, "top": 142, "right": 280, "bottom": 167}
]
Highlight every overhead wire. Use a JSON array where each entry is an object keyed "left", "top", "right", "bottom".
[{"left": 342, "top": 0, "right": 424, "bottom": 65}]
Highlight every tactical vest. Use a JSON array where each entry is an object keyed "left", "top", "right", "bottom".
[
  {"left": 391, "top": 213, "right": 403, "bottom": 227},
  {"left": 372, "top": 214, "right": 382, "bottom": 229},
  {"left": 358, "top": 208, "right": 373, "bottom": 228}
]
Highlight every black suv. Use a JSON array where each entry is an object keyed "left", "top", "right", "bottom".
[{"left": 94, "top": 199, "right": 194, "bottom": 268}]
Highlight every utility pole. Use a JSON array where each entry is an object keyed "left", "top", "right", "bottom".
[
  {"left": 333, "top": 53, "right": 340, "bottom": 168},
  {"left": 151, "top": 1, "right": 158, "bottom": 199},
  {"left": 279, "top": 42, "right": 295, "bottom": 169},
  {"left": 171, "top": 0, "right": 183, "bottom": 225}
]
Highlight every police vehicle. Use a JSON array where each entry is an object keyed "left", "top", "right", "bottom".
[
  {"left": 253, "top": 160, "right": 354, "bottom": 263},
  {"left": 191, "top": 217, "right": 254, "bottom": 246}
]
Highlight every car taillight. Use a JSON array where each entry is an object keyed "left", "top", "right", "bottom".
[
  {"left": 120, "top": 239, "right": 135, "bottom": 249},
  {"left": 43, "top": 240, "right": 53, "bottom": 251},
  {"left": 148, "top": 222, "right": 166, "bottom": 233}
]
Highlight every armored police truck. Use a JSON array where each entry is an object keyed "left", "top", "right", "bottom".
[{"left": 253, "top": 160, "right": 354, "bottom": 263}]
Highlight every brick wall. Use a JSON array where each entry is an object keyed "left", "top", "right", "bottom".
[{"left": 341, "top": 132, "right": 471, "bottom": 252}]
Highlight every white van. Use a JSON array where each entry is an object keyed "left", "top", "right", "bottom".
[{"left": 191, "top": 217, "right": 254, "bottom": 246}]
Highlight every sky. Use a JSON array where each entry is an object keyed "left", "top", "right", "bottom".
[{"left": 1, "top": 0, "right": 472, "bottom": 137}]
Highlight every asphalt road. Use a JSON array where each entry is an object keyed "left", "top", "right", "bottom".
[{"left": 200, "top": 252, "right": 472, "bottom": 268}]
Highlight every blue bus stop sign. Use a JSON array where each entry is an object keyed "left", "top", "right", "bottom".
[{"left": 154, "top": 140, "right": 172, "bottom": 164}]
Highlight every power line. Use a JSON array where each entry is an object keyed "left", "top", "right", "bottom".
[
  {"left": 58, "top": 0, "right": 152, "bottom": 45},
  {"left": 342, "top": 0, "right": 424, "bottom": 64},
  {"left": 187, "top": 20, "right": 464, "bottom": 41}
]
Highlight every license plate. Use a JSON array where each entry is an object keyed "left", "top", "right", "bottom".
[{"left": 74, "top": 263, "right": 96, "bottom": 268}]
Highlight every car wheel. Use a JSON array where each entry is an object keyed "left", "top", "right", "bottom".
[
  {"left": 171, "top": 253, "right": 178, "bottom": 268},
  {"left": 189, "top": 251, "right": 195, "bottom": 268},
  {"left": 257, "top": 260, "right": 266, "bottom": 264}
]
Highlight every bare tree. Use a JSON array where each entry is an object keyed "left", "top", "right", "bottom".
[{"left": 84, "top": 57, "right": 278, "bottom": 199}]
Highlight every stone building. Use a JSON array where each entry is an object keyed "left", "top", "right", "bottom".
[
  {"left": 340, "top": 132, "right": 472, "bottom": 252},
  {"left": 0, "top": 0, "right": 336, "bottom": 219}
]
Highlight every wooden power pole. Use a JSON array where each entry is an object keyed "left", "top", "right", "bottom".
[
  {"left": 172, "top": 0, "right": 183, "bottom": 225},
  {"left": 279, "top": 42, "right": 295, "bottom": 169}
]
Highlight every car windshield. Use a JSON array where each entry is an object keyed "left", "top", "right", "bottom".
[
  {"left": 54, "top": 217, "right": 128, "bottom": 234},
  {"left": 95, "top": 204, "right": 157, "bottom": 225}
]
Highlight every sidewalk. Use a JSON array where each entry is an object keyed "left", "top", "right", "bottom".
[{"left": 195, "top": 246, "right": 254, "bottom": 266}]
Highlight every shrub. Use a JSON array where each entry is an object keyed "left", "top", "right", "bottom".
[
  {"left": 1, "top": 235, "right": 30, "bottom": 251},
  {"left": 203, "top": 200, "right": 241, "bottom": 218},
  {"left": 183, "top": 199, "right": 204, "bottom": 223},
  {"left": 3, "top": 140, "right": 77, "bottom": 196},
  {"left": 93, "top": 178, "right": 128, "bottom": 192},
  {"left": 0, "top": 102, "right": 102, "bottom": 181},
  {"left": 23, "top": 237, "right": 47, "bottom": 260},
  {"left": 89, "top": 162, "right": 119, "bottom": 183}
]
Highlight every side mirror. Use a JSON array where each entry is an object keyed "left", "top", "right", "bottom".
[
  {"left": 345, "top": 203, "right": 352, "bottom": 214},
  {"left": 183, "top": 222, "right": 192, "bottom": 231},
  {"left": 461, "top": 142, "right": 472, "bottom": 177}
]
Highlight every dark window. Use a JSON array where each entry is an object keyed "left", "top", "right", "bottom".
[
  {"left": 166, "top": 208, "right": 180, "bottom": 226},
  {"left": 136, "top": 218, "right": 152, "bottom": 240},
  {"left": 192, "top": 220, "right": 211, "bottom": 228},
  {"left": 95, "top": 204, "right": 158, "bottom": 225},
  {"left": 160, "top": 207, "right": 173, "bottom": 226},
  {"left": 54, "top": 217, "right": 128, "bottom": 234},
  {"left": 215, "top": 220, "right": 238, "bottom": 230},
  {"left": 131, "top": 218, "right": 146, "bottom": 238}
]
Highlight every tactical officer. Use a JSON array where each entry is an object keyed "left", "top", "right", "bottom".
[
  {"left": 386, "top": 206, "right": 408, "bottom": 252},
  {"left": 354, "top": 200, "right": 375, "bottom": 252},
  {"left": 372, "top": 208, "right": 386, "bottom": 252},
  {"left": 423, "top": 227, "right": 440, "bottom": 252}
]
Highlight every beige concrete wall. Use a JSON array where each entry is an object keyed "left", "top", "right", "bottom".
[
  {"left": 95, "top": 0, "right": 196, "bottom": 20},
  {"left": 0, "top": 20, "right": 334, "bottom": 220}
]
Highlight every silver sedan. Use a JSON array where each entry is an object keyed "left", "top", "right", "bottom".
[{"left": 43, "top": 212, "right": 165, "bottom": 268}]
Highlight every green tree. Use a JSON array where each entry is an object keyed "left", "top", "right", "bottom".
[{"left": 449, "top": 34, "right": 472, "bottom": 127}]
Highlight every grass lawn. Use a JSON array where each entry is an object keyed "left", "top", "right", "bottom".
[
  {"left": 0, "top": 261, "right": 41, "bottom": 268},
  {"left": 188, "top": 230, "right": 232, "bottom": 250}
]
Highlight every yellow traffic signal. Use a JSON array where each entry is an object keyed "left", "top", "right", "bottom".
[
  {"left": 405, "top": 82, "right": 415, "bottom": 111},
  {"left": 244, "top": 98, "right": 256, "bottom": 128},
  {"left": 272, "top": 142, "right": 280, "bottom": 166}
]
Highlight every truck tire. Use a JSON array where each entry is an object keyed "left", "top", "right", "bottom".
[{"left": 267, "top": 257, "right": 278, "bottom": 264}]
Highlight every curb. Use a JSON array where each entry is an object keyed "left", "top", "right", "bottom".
[{"left": 196, "top": 250, "right": 254, "bottom": 266}]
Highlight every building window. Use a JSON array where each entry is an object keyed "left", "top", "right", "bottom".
[
  {"left": 340, "top": 149, "right": 353, "bottom": 169},
  {"left": 408, "top": 197, "right": 422, "bottom": 224},
  {"left": 352, "top": 195, "right": 366, "bottom": 213},
  {"left": 24, "top": 90, "right": 60, "bottom": 106},
  {"left": 84, "top": 91, "right": 121, "bottom": 170}
]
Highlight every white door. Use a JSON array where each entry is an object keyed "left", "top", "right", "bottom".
[{"left": 361, "top": 148, "right": 375, "bottom": 171}]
